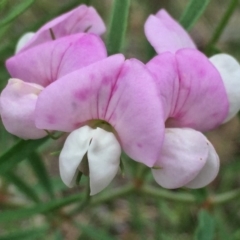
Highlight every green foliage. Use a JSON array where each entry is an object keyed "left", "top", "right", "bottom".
[
  {"left": 0, "top": 137, "right": 49, "bottom": 174},
  {"left": 0, "top": 0, "right": 36, "bottom": 26},
  {"left": 194, "top": 210, "right": 215, "bottom": 240},
  {"left": 106, "top": 0, "right": 130, "bottom": 55},
  {"left": 205, "top": 0, "right": 239, "bottom": 55},
  {"left": 0, "top": 193, "right": 82, "bottom": 223},
  {"left": 3, "top": 171, "right": 41, "bottom": 203},
  {"left": 28, "top": 151, "right": 55, "bottom": 199},
  {"left": 77, "top": 224, "right": 116, "bottom": 240},
  {"left": 54, "top": 230, "right": 65, "bottom": 240},
  {"left": 0, "top": 226, "right": 49, "bottom": 240},
  {"left": 179, "top": 0, "right": 211, "bottom": 30}
]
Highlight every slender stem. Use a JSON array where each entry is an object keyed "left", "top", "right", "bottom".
[
  {"left": 205, "top": 0, "right": 239, "bottom": 54},
  {"left": 69, "top": 177, "right": 91, "bottom": 215},
  {"left": 45, "top": 130, "right": 64, "bottom": 140},
  {"left": 69, "top": 183, "right": 134, "bottom": 216},
  {"left": 141, "top": 185, "right": 240, "bottom": 205},
  {"left": 210, "top": 188, "right": 240, "bottom": 205},
  {"left": 91, "top": 184, "right": 135, "bottom": 206},
  {"left": 140, "top": 185, "right": 196, "bottom": 203},
  {"left": 136, "top": 163, "right": 147, "bottom": 179},
  {"left": 2, "top": 183, "right": 240, "bottom": 223},
  {"left": 133, "top": 164, "right": 150, "bottom": 190}
]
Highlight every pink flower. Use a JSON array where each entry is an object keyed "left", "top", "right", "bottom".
[
  {"left": 35, "top": 55, "right": 165, "bottom": 194},
  {"left": 145, "top": 9, "right": 240, "bottom": 126},
  {"left": 1, "top": 5, "right": 107, "bottom": 139},
  {"left": 1, "top": 33, "right": 107, "bottom": 139},
  {"left": 143, "top": 9, "right": 240, "bottom": 188},
  {"left": 15, "top": 5, "right": 106, "bottom": 53}
]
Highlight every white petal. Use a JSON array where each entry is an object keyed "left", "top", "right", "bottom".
[
  {"left": 152, "top": 128, "right": 209, "bottom": 189},
  {"left": 59, "top": 126, "right": 94, "bottom": 187},
  {"left": 186, "top": 140, "right": 219, "bottom": 188},
  {"left": 209, "top": 53, "right": 240, "bottom": 123},
  {"left": 88, "top": 127, "right": 121, "bottom": 195},
  {"left": 15, "top": 32, "right": 35, "bottom": 54}
]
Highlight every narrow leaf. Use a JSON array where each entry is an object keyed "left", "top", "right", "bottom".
[
  {"left": 0, "top": 137, "right": 49, "bottom": 175},
  {"left": 54, "top": 230, "right": 64, "bottom": 240},
  {"left": 0, "top": 0, "right": 36, "bottom": 26},
  {"left": 0, "top": 193, "right": 82, "bottom": 223},
  {"left": 0, "top": 226, "right": 49, "bottom": 240},
  {"left": 3, "top": 172, "right": 41, "bottom": 203},
  {"left": 179, "top": 0, "right": 211, "bottom": 30},
  {"left": 28, "top": 151, "right": 55, "bottom": 199},
  {"left": 0, "top": 0, "right": 7, "bottom": 11},
  {"left": 106, "top": 0, "right": 130, "bottom": 55},
  {"left": 194, "top": 210, "right": 215, "bottom": 240},
  {"left": 77, "top": 224, "right": 116, "bottom": 240},
  {"left": 205, "top": 0, "right": 239, "bottom": 55}
]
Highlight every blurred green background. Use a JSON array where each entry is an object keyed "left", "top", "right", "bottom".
[{"left": 0, "top": 0, "right": 240, "bottom": 239}]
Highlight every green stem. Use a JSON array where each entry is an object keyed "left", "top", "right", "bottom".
[
  {"left": 106, "top": 0, "right": 130, "bottom": 55},
  {"left": 2, "top": 183, "right": 240, "bottom": 223},
  {"left": 0, "top": 137, "right": 49, "bottom": 175},
  {"left": 205, "top": 0, "right": 239, "bottom": 54},
  {"left": 91, "top": 184, "right": 135, "bottom": 205},
  {"left": 141, "top": 185, "right": 240, "bottom": 205},
  {"left": 45, "top": 130, "right": 64, "bottom": 140},
  {"left": 69, "top": 183, "right": 134, "bottom": 216},
  {"left": 141, "top": 185, "right": 196, "bottom": 203},
  {"left": 136, "top": 163, "right": 147, "bottom": 178},
  {"left": 69, "top": 177, "right": 91, "bottom": 215},
  {"left": 210, "top": 188, "right": 240, "bottom": 205}
]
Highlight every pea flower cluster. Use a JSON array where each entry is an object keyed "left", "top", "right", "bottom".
[
  {"left": 1, "top": 5, "right": 240, "bottom": 195},
  {"left": 145, "top": 9, "right": 240, "bottom": 188}
]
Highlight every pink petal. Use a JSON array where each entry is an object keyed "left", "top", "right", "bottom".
[
  {"left": 146, "top": 52, "right": 179, "bottom": 120},
  {"left": 152, "top": 128, "right": 209, "bottom": 189},
  {"left": 18, "top": 5, "right": 106, "bottom": 53},
  {"left": 106, "top": 59, "right": 165, "bottom": 167},
  {"left": 144, "top": 9, "right": 196, "bottom": 54},
  {"left": 6, "top": 33, "right": 107, "bottom": 87},
  {"left": 35, "top": 55, "right": 165, "bottom": 167},
  {"left": 35, "top": 54, "right": 125, "bottom": 131},
  {"left": 0, "top": 79, "right": 46, "bottom": 139},
  {"left": 167, "top": 49, "right": 229, "bottom": 131}
]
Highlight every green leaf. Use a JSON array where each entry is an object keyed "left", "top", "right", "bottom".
[
  {"left": 179, "top": 0, "right": 211, "bottom": 30},
  {"left": 0, "top": 0, "right": 36, "bottom": 26},
  {"left": 77, "top": 224, "right": 116, "bottom": 240},
  {"left": 205, "top": 0, "right": 239, "bottom": 55},
  {"left": 0, "top": 0, "right": 7, "bottom": 11},
  {"left": 0, "top": 193, "right": 82, "bottom": 223},
  {"left": 0, "top": 137, "right": 49, "bottom": 175},
  {"left": 129, "top": 195, "right": 146, "bottom": 240},
  {"left": 3, "top": 172, "right": 40, "bottom": 203},
  {"left": 0, "top": 226, "right": 49, "bottom": 240},
  {"left": 106, "top": 0, "right": 130, "bottom": 55},
  {"left": 191, "top": 188, "right": 208, "bottom": 203},
  {"left": 28, "top": 151, "right": 55, "bottom": 199},
  {"left": 54, "top": 230, "right": 64, "bottom": 240},
  {"left": 194, "top": 210, "right": 215, "bottom": 240}
]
